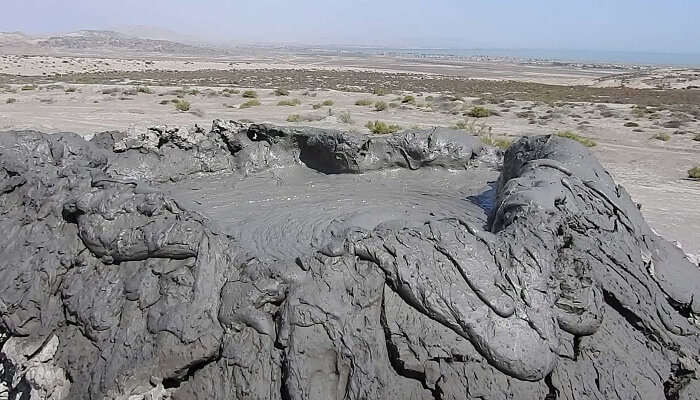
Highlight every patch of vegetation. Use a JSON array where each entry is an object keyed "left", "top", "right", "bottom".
[
  {"left": 274, "top": 88, "right": 290, "bottom": 96},
  {"left": 689, "top": 166, "right": 700, "bottom": 179},
  {"left": 355, "top": 98, "right": 374, "bottom": 106},
  {"left": 468, "top": 106, "right": 490, "bottom": 118},
  {"left": 366, "top": 120, "right": 400, "bottom": 134},
  {"left": 6, "top": 98, "right": 17, "bottom": 104},
  {"left": 693, "top": 133, "right": 700, "bottom": 141},
  {"left": 374, "top": 101, "right": 388, "bottom": 111},
  {"left": 451, "top": 118, "right": 492, "bottom": 136},
  {"left": 480, "top": 134, "right": 513, "bottom": 150},
  {"left": 21, "top": 85, "right": 36, "bottom": 91},
  {"left": 159, "top": 99, "right": 170, "bottom": 105},
  {"left": 222, "top": 88, "right": 239, "bottom": 96},
  {"left": 662, "top": 120, "right": 682, "bottom": 129},
  {"left": 338, "top": 111, "right": 353, "bottom": 124},
  {"left": 135, "top": 86, "right": 154, "bottom": 94},
  {"left": 624, "top": 122, "right": 639, "bottom": 127},
  {"left": 102, "top": 87, "right": 120, "bottom": 95},
  {"left": 372, "top": 87, "right": 386, "bottom": 96},
  {"left": 65, "top": 87, "right": 77, "bottom": 93},
  {"left": 401, "top": 95, "right": 416, "bottom": 104},
  {"left": 173, "top": 99, "right": 190, "bottom": 112},
  {"left": 652, "top": 132, "right": 671, "bottom": 141},
  {"left": 556, "top": 131, "right": 597, "bottom": 147},
  {"left": 240, "top": 99, "right": 261, "bottom": 108},
  {"left": 312, "top": 100, "right": 333, "bottom": 109},
  {"left": 277, "top": 98, "right": 301, "bottom": 106},
  {"left": 242, "top": 90, "right": 258, "bottom": 98},
  {"left": 287, "top": 114, "right": 301, "bottom": 122}
]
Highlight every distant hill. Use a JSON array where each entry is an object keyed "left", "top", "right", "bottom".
[{"left": 0, "top": 29, "right": 226, "bottom": 57}]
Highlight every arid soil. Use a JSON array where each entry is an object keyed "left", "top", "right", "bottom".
[{"left": 0, "top": 54, "right": 698, "bottom": 256}]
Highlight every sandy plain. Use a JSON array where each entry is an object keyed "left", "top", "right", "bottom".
[{"left": 0, "top": 51, "right": 698, "bottom": 256}]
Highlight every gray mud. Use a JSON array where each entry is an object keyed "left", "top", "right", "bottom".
[{"left": 1, "top": 121, "right": 699, "bottom": 400}]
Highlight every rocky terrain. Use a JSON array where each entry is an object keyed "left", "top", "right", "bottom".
[{"left": 1, "top": 121, "right": 699, "bottom": 399}]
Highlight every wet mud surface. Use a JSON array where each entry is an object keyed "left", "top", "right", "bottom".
[{"left": 1, "top": 121, "right": 699, "bottom": 400}]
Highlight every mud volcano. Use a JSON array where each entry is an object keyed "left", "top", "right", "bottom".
[{"left": 1, "top": 120, "right": 699, "bottom": 400}]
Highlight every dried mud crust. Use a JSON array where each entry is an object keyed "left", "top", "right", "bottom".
[{"left": 0, "top": 121, "right": 699, "bottom": 400}]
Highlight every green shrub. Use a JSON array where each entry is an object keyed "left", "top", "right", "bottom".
[
  {"left": 242, "top": 90, "right": 258, "bottom": 98},
  {"left": 624, "top": 121, "right": 639, "bottom": 127},
  {"left": 372, "top": 87, "right": 386, "bottom": 96},
  {"left": 468, "top": 106, "right": 490, "bottom": 118},
  {"left": 240, "top": 99, "right": 261, "bottom": 108},
  {"left": 287, "top": 114, "right": 301, "bottom": 122},
  {"left": 401, "top": 95, "right": 416, "bottom": 104},
  {"left": 374, "top": 101, "right": 388, "bottom": 111},
  {"left": 20, "top": 85, "right": 36, "bottom": 91},
  {"left": 689, "top": 166, "right": 700, "bottom": 179},
  {"left": 277, "top": 98, "right": 301, "bottom": 106},
  {"left": 173, "top": 99, "right": 190, "bottom": 112},
  {"left": 65, "top": 87, "right": 77, "bottom": 93},
  {"left": 556, "top": 131, "right": 596, "bottom": 147},
  {"left": 274, "top": 88, "right": 290, "bottom": 96},
  {"left": 355, "top": 98, "right": 373, "bottom": 106},
  {"left": 652, "top": 132, "right": 671, "bottom": 141},
  {"left": 451, "top": 119, "right": 491, "bottom": 136},
  {"left": 135, "top": 86, "right": 154, "bottom": 94},
  {"left": 338, "top": 111, "right": 353, "bottom": 124},
  {"left": 480, "top": 134, "right": 513, "bottom": 150},
  {"left": 223, "top": 88, "right": 240, "bottom": 95},
  {"left": 6, "top": 98, "right": 17, "bottom": 104},
  {"left": 366, "top": 120, "right": 400, "bottom": 134},
  {"left": 321, "top": 100, "right": 334, "bottom": 106}
]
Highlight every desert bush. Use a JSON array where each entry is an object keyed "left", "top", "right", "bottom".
[
  {"left": 21, "top": 85, "right": 36, "bottom": 91},
  {"left": 65, "top": 87, "right": 77, "bottom": 93},
  {"left": 374, "top": 101, "right": 388, "bottom": 111},
  {"left": 451, "top": 119, "right": 491, "bottom": 136},
  {"left": 159, "top": 99, "right": 170, "bottom": 105},
  {"left": 556, "top": 131, "right": 596, "bottom": 147},
  {"left": 425, "top": 95, "right": 434, "bottom": 102},
  {"left": 102, "top": 87, "right": 121, "bottom": 95},
  {"left": 338, "top": 111, "right": 353, "bottom": 124},
  {"left": 223, "top": 88, "right": 239, "bottom": 95},
  {"left": 136, "top": 86, "right": 154, "bottom": 94},
  {"left": 366, "top": 120, "right": 400, "bottom": 134},
  {"left": 321, "top": 100, "right": 334, "bottom": 106},
  {"left": 652, "top": 132, "right": 671, "bottom": 141},
  {"left": 277, "top": 98, "right": 301, "bottom": 106},
  {"left": 693, "top": 133, "right": 700, "bottom": 141},
  {"left": 372, "top": 87, "right": 386, "bottom": 96},
  {"left": 287, "top": 114, "right": 301, "bottom": 122},
  {"left": 689, "top": 166, "right": 700, "bottom": 179},
  {"left": 274, "top": 88, "right": 290, "bottom": 96},
  {"left": 240, "top": 99, "right": 261, "bottom": 109},
  {"left": 468, "top": 106, "right": 490, "bottom": 118},
  {"left": 389, "top": 102, "right": 399, "bottom": 109},
  {"left": 6, "top": 98, "right": 17, "bottom": 104},
  {"left": 662, "top": 120, "right": 682, "bottom": 128},
  {"left": 624, "top": 122, "right": 639, "bottom": 127},
  {"left": 355, "top": 98, "right": 374, "bottom": 106},
  {"left": 242, "top": 90, "right": 258, "bottom": 98},
  {"left": 401, "top": 95, "right": 416, "bottom": 104},
  {"left": 480, "top": 133, "right": 513, "bottom": 150},
  {"left": 173, "top": 99, "right": 190, "bottom": 111}
]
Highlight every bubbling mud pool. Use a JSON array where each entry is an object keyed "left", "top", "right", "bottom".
[{"left": 165, "top": 166, "right": 498, "bottom": 261}]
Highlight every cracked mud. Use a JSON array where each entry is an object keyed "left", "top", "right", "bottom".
[{"left": 1, "top": 120, "right": 699, "bottom": 399}]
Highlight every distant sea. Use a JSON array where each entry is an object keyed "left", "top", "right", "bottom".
[{"left": 343, "top": 47, "right": 700, "bottom": 67}]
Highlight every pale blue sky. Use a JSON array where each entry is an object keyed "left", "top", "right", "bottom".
[{"left": 2, "top": 0, "right": 699, "bottom": 53}]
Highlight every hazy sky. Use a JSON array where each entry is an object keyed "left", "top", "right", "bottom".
[{"left": 2, "top": 0, "right": 699, "bottom": 53}]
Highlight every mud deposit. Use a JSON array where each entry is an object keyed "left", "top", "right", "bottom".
[{"left": 1, "top": 121, "right": 699, "bottom": 400}]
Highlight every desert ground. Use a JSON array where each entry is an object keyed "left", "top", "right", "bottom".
[{"left": 1, "top": 51, "right": 699, "bottom": 256}]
